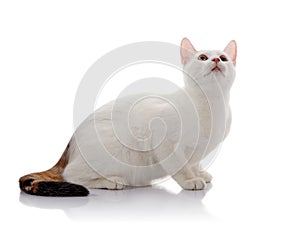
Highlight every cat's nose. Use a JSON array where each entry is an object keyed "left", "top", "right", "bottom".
[{"left": 212, "top": 58, "right": 220, "bottom": 63}]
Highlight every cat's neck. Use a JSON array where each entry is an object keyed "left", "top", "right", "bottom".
[
  {"left": 184, "top": 84, "right": 230, "bottom": 106},
  {"left": 184, "top": 84, "right": 231, "bottom": 120}
]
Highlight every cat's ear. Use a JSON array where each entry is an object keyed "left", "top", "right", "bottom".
[
  {"left": 224, "top": 40, "right": 237, "bottom": 65},
  {"left": 180, "top": 38, "right": 197, "bottom": 65}
]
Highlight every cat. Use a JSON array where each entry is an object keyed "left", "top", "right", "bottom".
[{"left": 19, "top": 38, "right": 237, "bottom": 196}]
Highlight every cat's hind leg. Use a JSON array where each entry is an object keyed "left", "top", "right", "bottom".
[{"left": 62, "top": 151, "right": 127, "bottom": 190}]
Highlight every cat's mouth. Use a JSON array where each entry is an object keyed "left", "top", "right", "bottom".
[{"left": 211, "top": 66, "right": 221, "bottom": 72}]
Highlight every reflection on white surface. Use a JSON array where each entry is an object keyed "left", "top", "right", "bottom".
[{"left": 19, "top": 183, "right": 213, "bottom": 222}]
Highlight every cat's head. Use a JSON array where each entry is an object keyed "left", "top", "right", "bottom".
[{"left": 180, "top": 38, "right": 237, "bottom": 94}]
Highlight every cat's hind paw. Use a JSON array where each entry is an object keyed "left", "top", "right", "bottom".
[{"left": 103, "top": 176, "right": 126, "bottom": 190}]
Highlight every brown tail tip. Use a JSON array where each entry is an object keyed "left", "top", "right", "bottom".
[{"left": 19, "top": 179, "right": 89, "bottom": 197}]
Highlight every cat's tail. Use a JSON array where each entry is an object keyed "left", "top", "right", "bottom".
[{"left": 19, "top": 142, "right": 89, "bottom": 197}]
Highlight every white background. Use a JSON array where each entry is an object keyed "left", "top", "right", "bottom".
[{"left": 1, "top": 0, "right": 300, "bottom": 224}]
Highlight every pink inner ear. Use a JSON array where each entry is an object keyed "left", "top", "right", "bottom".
[
  {"left": 180, "top": 38, "right": 196, "bottom": 65},
  {"left": 224, "top": 40, "right": 237, "bottom": 65}
]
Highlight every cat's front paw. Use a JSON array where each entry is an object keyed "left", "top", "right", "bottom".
[
  {"left": 179, "top": 177, "right": 206, "bottom": 190},
  {"left": 191, "top": 167, "right": 213, "bottom": 183},
  {"left": 197, "top": 171, "right": 213, "bottom": 183}
]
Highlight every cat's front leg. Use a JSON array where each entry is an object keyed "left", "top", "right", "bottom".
[
  {"left": 191, "top": 165, "right": 213, "bottom": 183},
  {"left": 172, "top": 165, "right": 206, "bottom": 190}
]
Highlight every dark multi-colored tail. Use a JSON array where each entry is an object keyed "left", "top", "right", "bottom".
[
  {"left": 19, "top": 142, "right": 89, "bottom": 197},
  {"left": 19, "top": 179, "right": 89, "bottom": 197}
]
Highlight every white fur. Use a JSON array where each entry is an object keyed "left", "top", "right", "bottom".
[{"left": 63, "top": 40, "right": 236, "bottom": 190}]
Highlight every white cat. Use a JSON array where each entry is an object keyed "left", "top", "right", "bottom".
[{"left": 19, "top": 38, "right": 237, "bottom": 196}]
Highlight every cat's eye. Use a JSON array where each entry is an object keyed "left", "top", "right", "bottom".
[
  {"left": 198, "top": 54, "right": 208, "bottom": 61},
  {"left": 220, "top": 55, "right": 228, "bottom": 62}
]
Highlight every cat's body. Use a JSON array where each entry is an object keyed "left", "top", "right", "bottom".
[{"left": 19, "top": 38, "right": 237, "bottom": 196}]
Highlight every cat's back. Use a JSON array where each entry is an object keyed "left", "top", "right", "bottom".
[
  {"left": 75, "top": 94, "right": 182, "bottom": 159},
  {"left": 93, "top": 94, "right": 180, "bottom": 125}
]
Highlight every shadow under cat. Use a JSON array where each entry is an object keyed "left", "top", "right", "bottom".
[{"left": 19, "top": 183, "right": 214, "bottom": 221}]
